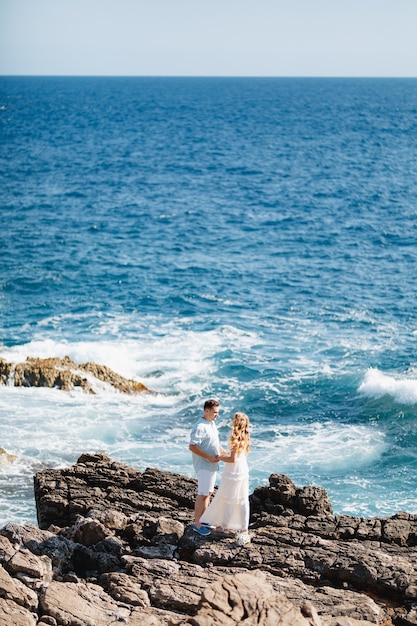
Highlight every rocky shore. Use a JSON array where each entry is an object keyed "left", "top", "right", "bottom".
[
  {"left": 0, "top": 357, "right": 151, "bottom": 394},
  {"left": 1, "top": 452, "right": 416, "bottom": 625}
]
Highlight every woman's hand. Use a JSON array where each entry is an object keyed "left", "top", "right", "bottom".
[{"left": 219, "top": 449, "right": 237, "bottom": 463}]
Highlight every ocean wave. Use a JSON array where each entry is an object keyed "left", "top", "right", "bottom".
[
  {"left": 2, "top": 77, "right": 417, "bottom": 523},
  {"left": 251, "top": 422, "right": 387, "bottom": 475},
  {"left": 359, "top": 367, "right": 417, "bottom": 405},
  {"left": 0, "top": 323, "right": 260, "bottom": 394}
]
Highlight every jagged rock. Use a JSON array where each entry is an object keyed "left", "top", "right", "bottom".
[
  {"left": 297, "top": 485, "right": 334, "bottom": 517},
  {"left": 129, "top": 606, "right": 185, "bottom": 625},
  {"left": 266, "top": 577, "right": 386, "bottom": 625},
  {"left": 383, "top": 514, "right": 413, "bottom": 546},
  {"left": 181, "top": 571, "right": 323, "bottom": 625},
  {"left": 87, "top": 507, "right": 128, "bottom": 532},
  {"left": 7, "top": 548, "right": 52, "bottom": 583},
  {"left": 22, "top": 532, "right": 77, "bottom": 578},
  {"left": 0, "top": 535, "right": 16, "bottom": 562},
  {"left": 0, "top": 356, "right": 151, "bottom": 394},
  {"left": 0, "top": 564, "right": 38, "bottom": 612},
  {"left": 0, "top": 359, "right": 13, "bottom": 384},
  {"left": 100, "top": 571, "right": 150, "bottom": 607},
  {"left": 0, "top": 597, "right": 37, "bottom": 626},
  {"left": 0, "top": 524, "right": 54, "bottom": 548},
  {"left": 0, "top": 448, "right": 17, "bottom": 466},
  {"left": 268, "top": 473, "right": 298, "bottom": 499},
  {"left": 39, "top": 580, "right": 131, "bottom": 626},
  {"left": 81, "top": 361, "right": 149, "bottom": 393},
  {"left": 251, "top": 473, "right": 333, "bottom": 517},
  {"left": 71, "top": 516, "right": 111, "bottom": 546},
  {"left": 125, "top": 557, "right": 224, "bottom": 613},
  {"left": 1, "top": 454, "right": 417, "bottom": 625},
  {"left": 34, "top": 452, "right": 196, "bottom": 529}
]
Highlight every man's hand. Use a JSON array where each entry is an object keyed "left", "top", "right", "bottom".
[{"left": 189, "top": 444, "right": 220, "bottom": 463}]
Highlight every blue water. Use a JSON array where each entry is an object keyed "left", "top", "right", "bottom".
[{"left": 1, "top": 76, "right": 417, "bottom": 526}]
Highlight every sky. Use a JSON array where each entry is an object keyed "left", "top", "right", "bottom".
[{"left": 1, "top": 0, "right": 417, "bottom": 77}]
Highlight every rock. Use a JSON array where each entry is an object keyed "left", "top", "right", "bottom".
[
  {"left": 81, "top": 361, "right": 149, "bottom": 393},
  {"left": 0, "top": 534, "right": 17, "bottom": 562},
  {"left": 87, "top": 507, "right": 128, "bottom": 532},
  {"left": 296, "top": 485, "right": 334, "bottom": 517},
  {"left": 1, "top": 454, "right": 417, "bottom": 625},
  {"left": 0, "top": 564, "right": 38, "bottom": 611},
  {"left": 0, "top": 359, "right": 13, "bottom": 385},
  {"left": 0, "top": 447, "right": 17, "bottom": 466},
  {"left": 0, "top": 356, "right": 151, "bottom": 394},
  {"left": 34, "top": 452, "right": 196, "bottom": 529},
  {"left": 125, "top": 557, "right": 225, "bottom": 613},
  {"left": 267, "top": 577, "right": 386, "bottom": 625},
  {"left": 71, "top": 538, "right": 125, "bottom": 578},
  {"left": 71, "top": 516, "right": 110, "bottom": 546},
  {"left": 7, "top": 548, "right": 52, "bottom": 583},
  {"left": 0, "top": 597, "right": 37, "bottom": 626},
  {"left": 24, "top": 533, "right": 77, "bottom": 578},
  {"left": 0, "top": 524, "right": 54, "bottom": 548},
  {"left": 383, "top": 515, "right": 412, "bottom": 546},
  {"left": 269, "top": 473, "right": 297, "bottom": 501},
  {"left": 182, "top": 571, "right": 323, "bottom": 625},
  {"left": 39, "top": 580, "right": 131, "bottom": 626},
  {"left": 100, "top": 571, "right": 150, "bottom": 607},
  {"left": 251, "top": 473, "right": 333, "bottom": 517}
]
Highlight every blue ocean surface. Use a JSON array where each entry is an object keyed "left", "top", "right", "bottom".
[{"left": 1, "top": 76, "right": 417, "bottom": 526}]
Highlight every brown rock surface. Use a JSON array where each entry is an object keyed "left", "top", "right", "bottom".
[
  {"left": 1, "top": 453, "right": 416, "bottom": 625},
  {"left": 0, "top": 356, "right": 150, "bottom": 394},
  {"left": 181, "top": 571, "right": 323, "bottom": 625},
  {"left": 0, "top": 596, "right": 37, "bottom": 626},
  {"left": 0, "top": 448, "right": 17, "bottom": 466},
  {"left": 39, "top": 580, "right": 131, "bottom": 626}
]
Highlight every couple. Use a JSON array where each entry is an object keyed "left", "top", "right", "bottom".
[{"left": 189, "top": 398, "right": 251, "bottom": 545}]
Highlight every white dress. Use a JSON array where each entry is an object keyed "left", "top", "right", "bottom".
[{"left": 200, "top": 453, "right": 249, "bottom": 531}]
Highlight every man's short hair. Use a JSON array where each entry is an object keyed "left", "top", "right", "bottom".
[{"left": 204, "top": 398, "right": 220, "bottom": 410}]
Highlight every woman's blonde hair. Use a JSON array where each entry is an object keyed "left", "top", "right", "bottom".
[{"left": 229, "top": 412, "right": 251, "bottom": 455}]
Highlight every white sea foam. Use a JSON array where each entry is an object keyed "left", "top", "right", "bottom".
[
  {"left": 250, "top": 422, "right": 387, "bottom": 476},
  {"left": 359, "top": 367, "right": 417, "bottom": 405},
  {"left": 0, "top": 380, "right": 404, "bottom": 526},
  {"left": 0, "top": 324, "right": 414, "bottom": 525},
  {"left": 0, "top": 323, "right": 259, "bottom": 394}
]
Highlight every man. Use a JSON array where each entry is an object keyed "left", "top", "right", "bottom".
[{"left": 189, "top": 398, "right": 221, "bottom": 536}]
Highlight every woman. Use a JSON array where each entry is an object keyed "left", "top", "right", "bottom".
[{"left": 199, "top": 412, "right": 251, "bottom": 545}]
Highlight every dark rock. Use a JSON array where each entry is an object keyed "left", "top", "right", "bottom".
[
  {"left": 251, "top": 473, "right": 333, "bottom": 518},
  {"left": 296, "top": 485, "right": 333, "bottom": 517},
  {"left": 34, "top": 452, "right": 195, "bottom": 530},
  {"left": 71, "top": 516, "right": 110, "bottom": 546},
  {"left": 1, "top": 454, "right": 417, "bottom": 625},
  {"left": 269, "top": 473, "right": 297, "bottom": 501}
]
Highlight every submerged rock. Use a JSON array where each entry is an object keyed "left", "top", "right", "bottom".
[
  {"left": 0, "top": 453, "right": 416, "bottom": 625},
  {"left": 0, "top": 356, "right": 151, "bottom": 394},
  {"left": 0, "top": 447, "right": 17, "bottom": 466}
]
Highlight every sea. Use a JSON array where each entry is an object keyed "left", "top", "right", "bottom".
[{"left": 1, "top": 76, "right": 417, "bottom": 527}]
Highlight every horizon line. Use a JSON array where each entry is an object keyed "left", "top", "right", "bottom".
[{"left": 1, "top": 74, "right": 416, "bottom": 79}]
